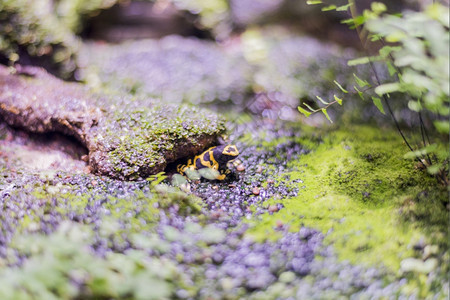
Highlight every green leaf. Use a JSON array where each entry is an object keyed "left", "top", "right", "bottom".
[
  {"left": 316, "top": 95, "right": 329, "bottom": 105},
  {"left": 404, "top": 144, "right": 438, "bottom": 159},
  {"left": 371, "top": 2, "right": 387, "bottom": 14},
  {"left": 434, "top": 120, "right": 450, "bottom": 134},
  {"left": 370, "top": 33, "right": 383, "bottom": 42},
  {"left": 427, "top": 164, "right": 441, "bottom": 175},
  {"left": 352, "top": 15, "right": 367, "bottom": 27},
  {"left": 426, "top": 3, "right": 449, "bottom": 26},
  {"left": 379, "top": 46, "right": 401, "bottom": 58},
  {"left": 371, "top": 97, "right": 385, "bottom": 114},
  {"left": 385, "top": 31, "right": 406, "bottom": 42},
  {"left": 321, "top": 108, "right": 333, "bottom": 123},
  {"left": 306, "top": 0, "right": 322, "bottom": 4},
  {"left": 341, "top": 18, "right": 355, "bottom": 25},
  {"left": 298, "top": 106, "right": 311, "bottom": 117},
  {"left": 354, "top": 86, "right": 364, "bottom": 100},
  {"left": 336, "top": 3, "right": 351, "bottom": 11},
  {"left": 363, "top": 10, "right": 378, "bottom": 21},
  {"left": 198, "top": 168, "right": 220, "bottom": 180},
  {"left": 375, "top": 82, "right": 401, "bottom": 95},
  {"left": 171, "top": 174, "right": 187, "bottom": 186},
  {"left": 322, "top": 5, "right": 337, "bottom": 11},
  {"left": 334, "top": 95, "right": 343, "bottom": 105},
  {"left": 386, "top": 61, "right": 397, "bottom": 76},
  {"left": 407, "top": 100, "right": 422, "bottom": 112},
  {"left": 348, "top": 57, "right": 371, "bottom": 66},
  {"left": 147, "top": 172, "right": 168, "bottom": 186},
  {"left": 334, "top": 80, "right": 348, "bottom": 93},
  {"left": 185, "top": 169, "right": 200, "bottom": 180},
  {"left": 353, "top": 73, "right": 371, "bottom": 88},
  {"left": 303, "top": 102, "right": 317, "bottom": 112}
]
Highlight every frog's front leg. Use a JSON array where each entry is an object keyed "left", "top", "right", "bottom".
[{"left": 216, "top": 173, "right": 226, "bottom": 180}]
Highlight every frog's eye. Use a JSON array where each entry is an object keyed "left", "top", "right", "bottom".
[{"left": 222, "top": 145, "right": 239, "bottom": 156}]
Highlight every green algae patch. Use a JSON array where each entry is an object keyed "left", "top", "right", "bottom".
[{"left": 248, "top": 124, "right": 448, "bottom": 273}]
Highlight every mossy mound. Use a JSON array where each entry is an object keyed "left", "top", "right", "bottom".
[
  {"left": 247, "top": 124, "right": 448, "bottom": 296},
  {"left": 0, "top": 65, "right": 225, "bottom": 180}
]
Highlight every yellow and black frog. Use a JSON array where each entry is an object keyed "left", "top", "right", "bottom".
[{"left": 177, "top": 144, "right": 239, "bottom": 180}]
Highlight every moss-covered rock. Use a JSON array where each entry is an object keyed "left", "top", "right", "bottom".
[
  {"left": 88, "top": 103, "right": 225, "bottom": 180},
  {"left": 0, "top": 65, "right": 225, "bottom": 180}
]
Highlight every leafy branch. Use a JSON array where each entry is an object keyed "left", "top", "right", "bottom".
[
  {"left": 298, "top": 93, "right": 343, "bottom": 123},
  {"left": 298, "top": 75, "right": 377, "bottom": 122},
  {"left": 304, "top": 0, "right": 449, "bottom": 185}
]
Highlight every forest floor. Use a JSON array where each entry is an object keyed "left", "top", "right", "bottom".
[{"left": 0, "top": 32, "right": 448, "bottom": 299}]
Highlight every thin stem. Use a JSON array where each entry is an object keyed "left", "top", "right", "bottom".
[
  {"left": 418, "top": 112, "right": 435, "bottom": 165},
  {"left": 378, "top": 38, "right": 434, "bottom": 164},
  {"left": 368, "top": 55, "right": 428, "bottom": 168},
  {"left": 367, "top": 61, "right": 417, "bottom": 152}
]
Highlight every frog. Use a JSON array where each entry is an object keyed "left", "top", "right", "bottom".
[{"left": 177, "top": 144, "right": 239, "bottom": 180}]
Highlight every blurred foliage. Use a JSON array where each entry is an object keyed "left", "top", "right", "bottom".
[
  {"left": 171, "top": 0, "right": 230, "bottom": 38},
  {"left": 0, "top": 177, "right": 208, "bottom": 299},
  {"left": 366, "top": 3, "right": 449, "bottom": 183},
  {"left": 0, "top": 0, "right": 432, "bottom": 79},
  {"left": 55, "top": 0, "right": 118, "bottom": 33},
  {"left": 366, "top": 4, "right": 449, "bottom": 133},
  {"left": 302, "top": 1, "right": 449, "bottom": 184},
  {"left": 0, "top": 0, "right": 80, "bottom": 78},
  {"left": 76, "top": 30, "right": 358, "bottom": 124},
  {"left": 0, "top": 0, "right": 229, "bottom": 78},
  {"left": 0, "top": 221, "right": 184, "bottom": 299},
  {"left": 0, "top": 0, "right": 375, "bottom": 79},
  {"left": 76, "top": 37, "right": 252, "bottom": 105}
]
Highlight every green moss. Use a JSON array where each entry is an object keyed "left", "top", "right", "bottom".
[{"left": 248, "top": 124, "right": 448, "bottom": 274}]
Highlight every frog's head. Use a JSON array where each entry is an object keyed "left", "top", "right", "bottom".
[
  {"left": 211, "top": 144, "right": 239, "bottom": 166},
  {"left": 222, "top": 145, "right": 239, "bottom": 158}
]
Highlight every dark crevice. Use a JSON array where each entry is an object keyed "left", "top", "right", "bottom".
[
  {"left": 80, "top": 1, "right": 213, "bottom": 43},
  {"left": 0, "top": 120, "right": 88, "bottom": 163}
]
